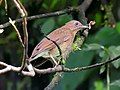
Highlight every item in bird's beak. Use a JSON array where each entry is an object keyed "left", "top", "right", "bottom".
[
  {"left": 88, "top": 21, "right": 96, "bottom": 29},
  {"left": 80, "top": 21, "right": 95, "bottom": 30}
]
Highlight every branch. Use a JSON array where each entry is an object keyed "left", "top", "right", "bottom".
[
  {"left": 0, "top": 0, "right": 93, "bottom": 29},
  {"left": 80, "top": 0, "right": 93, "bottom": 12},
  {"left": 44, "top": 72, "right": 63, "bottom": 90},
  {"left": 12, "top": 0, "right": 28, "bottom": 71},
  {"left": 34, "top": 55, "right": 120, "bottom": 74},
  {"left": 0, "top": 0, "right": 3, "bottom": 5},
  {"left": 0, "top": 61, "right": 34, "bottom": 76},
  {"left": 9, "top": 18, "right": 24, "bottom": 47},
  {"left": 0, "top": 54, "right": 120, "bottom": 77},
  {"left": 0, "top": 7, "right": 76, "bottom": 29}
]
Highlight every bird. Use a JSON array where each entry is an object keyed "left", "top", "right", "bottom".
[{"left": 29, "top": 20, "right": 89, "bottom": 66}]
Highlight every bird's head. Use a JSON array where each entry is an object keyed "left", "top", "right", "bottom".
[{"left": 65, "top": 20, "right": 89, "bottom": 32}]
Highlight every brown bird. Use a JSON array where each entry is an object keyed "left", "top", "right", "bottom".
[{"left": 29, "top": 20, "right": 89, "bottom": 66}]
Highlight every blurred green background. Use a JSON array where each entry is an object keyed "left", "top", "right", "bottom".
[{"left": 0, "top": 0, "right": 120, "bottom": 90}]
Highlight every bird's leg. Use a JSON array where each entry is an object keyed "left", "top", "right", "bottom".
[
  {"left": 23, "top": 59, "right": 35, "bottom": 76},
  {"left": 56, "top": 56, "right": 63, "bottom": 65},
  {"left": 49, "top": 54, "right": 59, "bottom": 66}
]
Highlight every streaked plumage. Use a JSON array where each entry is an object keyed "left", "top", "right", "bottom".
[{"left": 29, "top": 20, "right": 89, "bottom": 65}]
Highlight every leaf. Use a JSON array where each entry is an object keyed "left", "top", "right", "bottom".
[
  {"left": 111, "top": 80, "right": 120, "bottom": 87},
  {"left": 95, "top": 12, "right": 102, "bottom": 26},
  {"left": 99, "top": 51, "right": 109, "bottom": 74},
  {"left": 71, "top": 0, "right": 78, "bottom": 6},
  {"left": 100, "top": 65, "right": 106, "bottom": 74},
  {"left": 41, "top": 18, "right": 55, "bottom": 34},
  {"left": 6, "top": 32, "right": 17, "bottom": 40},
  {"left": 50, "top": 0, "right": 58, "bottom": 9},
  {"left": 84, "top": 43, "right": 104, "bottom": 51},
  {"left": 33, "top": 19, "right": 42, "bottom": 28},
  {"left": 108, "top": 46, "right": 120, "bottom": 68},
  {"left": 57, "top": 15, "right": 72, "bottom": 26},
  {"left": 55, "top": 51, "right": 94, "bottom": 90},
  {"left": 72, "top": 37, "right": 82, "bottom": 51},
  {"left": 0, "top": 39, "right": 7, "bottom": 44},
  {"left": 61, "top": 59, "right": 66, "bottom": 64},
  {"left": 115, "top": 22, "right": 120, "bottom": 34},
  {"left": 95, "top": 27, "right": 120, "bottom": 46},
  {"left": 94, "top": 81, "right": 105, "bottom": 90},
  {"left": 42, "top": 3, "right": 49, "bottom": 10}
]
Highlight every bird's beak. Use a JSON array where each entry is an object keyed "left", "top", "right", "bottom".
[{"left": 80, "top": 25, "right": 89, "bottom": 29}]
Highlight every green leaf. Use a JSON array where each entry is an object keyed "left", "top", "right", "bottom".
[
  {"left": 115, "top": 22, "right": 120, "bottom": 34},
  {"left": 71, "top": 0, "right": 78, "bottom": 6},
  {"left": 72, "top": 37, "right": 82, "bottom": 51},
  {"left": 108, "top": 46, "right": 120, "bottom": 68},
  {"left": 57, "top": 15, "right": 72, "bottom": 26},
  {"left": 50, "top": 0, "right": 58, "bottom": 9},
  {"left": 100, "top": 65, "right": 106, "bottom": 74},
  {"left": 7, "top": 32, "right": 17, "bottom": 40},
  {"left": 95, "top": 27, "right": 120, "bottom": 46},
  {"left": 111, "top": 80, "right": 120, "bottom": 87},
  {"left": 99, "top": 50, "right": 109, "bottom": 74},
  {"left": 41, "top": 18, "right": 55, "bottom": 35},
  {"left": 0, "top": 38, "right": 7, "bottom": 44},
  {"left": 61, "top": 59, "right": 66, "bottom": 64},
  {"left": 94, "top": 81, "right": 105, "bottom": 90},
  {"left": 42, "top": 3, "right": 49, "bottom": 10},
  {"left": 55, "top": 51, "right": 94, "bottom": 90},
  {"left": 33, "top": 19, "right": 42, "bottom": 28},
  {"left": 95, "top": 12, "right": 102, "bottom": 26},
  {"left": 84, "top": 43, "right": 104, "bottom": 51}
]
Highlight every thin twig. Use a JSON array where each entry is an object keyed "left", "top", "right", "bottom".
[
  {"left": 12, "top": 0, "right": 28, "bottom": 71},
  {"left": 33, "top": 55, "right": 120, "bottom": 74},
  {"left": 0, "top": 7, "right": 78, "bottom": 29},
  {"left": 80, "top": 0, "right": 93, "bottom": 12},
  {"left": 0, "top": 0, "right": 93, "bottom": 28},
  {"left": 0, "top": 61, "right": 34, "bottom": 76},
  {"left": 9, "top": 18, "right": 24, "bottom": 47},
  {"left": 107, "top": 64, "right": 110, "bottom": 90},
  {"left": 63, "top": 55, "right": 120, "bottom": 72}
]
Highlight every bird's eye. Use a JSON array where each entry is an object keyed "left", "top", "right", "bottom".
[{"left": 75, "top": 22, "right": 79, "bottom": 26}]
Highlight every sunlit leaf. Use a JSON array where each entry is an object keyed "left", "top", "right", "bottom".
[
  {"left": 100, "top": 65, "right": 106, "bottom": 74},
  {"left": 50, "top": 0, "right": 58, "bottom": 9},
  {"left": 95, "top": 12, "right": 102, "bottom": 26},
  {"left": 115, "top": 22, "right": 120, "bottom": 34},
  {"left": 94, "top": 81, "right": 105, "bottom": 90}
]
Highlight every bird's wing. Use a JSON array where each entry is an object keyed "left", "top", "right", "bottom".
[{"left": 30, "top": 27, "right": 73, "bottom": 59}]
